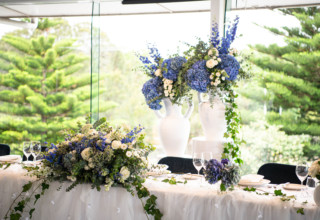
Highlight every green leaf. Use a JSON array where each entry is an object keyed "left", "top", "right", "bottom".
[
  {"left": 22, "top": 181, "right": 32, "bottom": 193},
  {"left": 243, "top": 187, "right": 256, "bottom": 192},
  {"left": 297, "top": 208, "right": 304, "bottom": 215},
  {"left": 274, "top": 189, "right": 284, "bottom": 196},
  {"left": 220, "top": 183, "right": 226, "bottom": 192},
  {"left": 29, "top": 208, "right": 35, "bottom": 219},
  {"left": 14, "top": 200, "right": 25, "bottom": 212},
  {"left": 34, "top": 194, "right": 40, "bottom": 205},
  {"left": 10, "top": 213, "right": 21, "bottom": 220},
  {"left": 4, "top": 163, "right": 11, "bottom": 169}
]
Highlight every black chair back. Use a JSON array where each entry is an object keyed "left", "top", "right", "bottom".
[
  {"left": 0, "top": 144, "right": 10, "bottom": 156},
  {"left": 257, "top": 163, "right": 303, "bottom": 184},
  {"left": 158, "top": 157, "right": 199, "bottom": 174}
]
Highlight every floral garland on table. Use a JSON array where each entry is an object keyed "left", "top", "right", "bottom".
[
  {"left": 139, "top": 46, "right": 191, "bottom": 110},
  {"left": 5, "top": 117, "right": 163, "bottom": 220},
  {"left": 182, "top": 16, "right": 249, "bottom": 165}
]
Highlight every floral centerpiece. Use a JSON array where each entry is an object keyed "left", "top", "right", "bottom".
[
  {"left": 6, "top": 117, "right": 162, "bottom": 220},
  {"left": 139, "top": 46, "right": 191, "bottom": 110},
  {"left": 181, "top": 16, "right": 250, "bottom": 164},
  {"left": 204, "top": 158, "right": 240, "bottom": 191},
  {"left": 309, "top": 159, "right": 320, "bottom": 181}
]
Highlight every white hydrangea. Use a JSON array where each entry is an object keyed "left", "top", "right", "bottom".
[
  {"left": 111, "top": 140, "right": 122, "bottom": 149},
  {"left": 104, "top": 178, "right": 114, "bottom": 192},
  {"left": 120, "top": 166, "right": 130, "bottom": 182}
]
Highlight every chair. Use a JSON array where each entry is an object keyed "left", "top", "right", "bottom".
[
  {"left": 158, "top": 157, "right": 200, "bottom": 174},
  {"left": 257, "top": 163, "right": 304, "bottom": 184},
  {"left": 0, "top": 144, "right": 10, "bottom": 156}
]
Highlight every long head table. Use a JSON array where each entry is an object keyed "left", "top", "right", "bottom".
[{"left": 1, "top": 164, "right": 320, "bottom": 220}]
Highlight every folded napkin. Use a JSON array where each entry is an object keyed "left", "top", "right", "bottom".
[
  {"left": 240, "top": 174, "right": 264, "bottom": 183},
  {"left": 0, "top": 155, "right": 22, "bottom": 163}
]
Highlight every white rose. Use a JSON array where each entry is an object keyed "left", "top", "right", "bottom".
[
  {"left": 218, "top": 58, "right": 221, "bottom": 62},
  {"left": 209, "top": 75, "right": 213, "bottom": 80},
  {"left": 104, "top": 179, "right": 114, "bottom": 192},
  {"left": 111, "top": 140, "right": 122, "bottom": 149},
  {"left": 210, "top": 82, "right": 214, "bottom": 85},
  {"left": 221, "top": 76, "right": 225, "bottom": 81},
  {"left": 121, "top": 144, "right": 127, "bottom": 150},
  {"left": 81, "top": 148, "right": 91, "bottom": 161},
  {"left": 155, "top": 69, "right": 162, "bottom": 77},
  {"left": 216, "top": 72, "right": 221, "bottom": 77},
  {"left": 164, "top": 90, "right": 169, "bottom": 97},
  {"left": 120, "top": 166, "right": 130, "bottom": 182},
  {"left": 206, "top": 59, "right": 216, "bottom": 69},
  {"left": 67, "top": 176, "right": 77, "bottom": 182},
  {"left": 213, "top": 60, "right": 219, "bottom": 66},
  {"left": 216, "top": 80, "right": 221, "bottom": 85},
  {"left": 88, "top": 162, "right": 95, "bottom": 169},
  {"left": 126, "top": 151, "right": 132, "bottom": 157},
  {"left": 208, "top": 49, "right": 214, "bottom": 56}
]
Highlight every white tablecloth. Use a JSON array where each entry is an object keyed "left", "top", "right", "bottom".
[{"left": 1, "top": 164, "right": 320, "bottom": 220}]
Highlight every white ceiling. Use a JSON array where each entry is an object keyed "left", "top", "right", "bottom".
[{"left": 0, "top": 0, "right": 319, "bottom": 18}]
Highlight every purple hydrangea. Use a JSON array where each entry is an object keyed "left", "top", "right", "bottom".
[
  {"left": 186, "top": 60, "right": 210, "bottom": 93},
  {"left": 218, "top": 54, "right": 240, "bottom": 81},
  {"left": 162, "top": 56, "right": 187, "bottom": 81},
  {"left": 142, "top": 77, "right": 163, "bottom": 110},
  {"left": 204, "top": 159, "right": 223, "bottom": 184},
  {"left": 221, "top": 158, "right": 229, "bottom": 166}
]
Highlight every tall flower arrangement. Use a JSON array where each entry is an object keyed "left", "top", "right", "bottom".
[
  {"left": 6, "top": 117, "right": 163, "bottom": 220},
  {"left": 139, "top": 46, "right": 191, "bottom": 110},
  {"left": 182, "top": 17, "right": 248, "bottom": 164}
]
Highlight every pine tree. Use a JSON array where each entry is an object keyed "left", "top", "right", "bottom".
[
  {"left": 249, "top": 7, "right": 320, "bottom": 158},
  {"left": 0, "top": 18, "right": 97, "bottom": 148}
]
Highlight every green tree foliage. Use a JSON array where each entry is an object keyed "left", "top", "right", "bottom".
[
  {"left": 248, "top": 7, "right": 320, "bottom": 159},
  {"left": 0, "top": 18, "right": 99, "bottom": 148}
]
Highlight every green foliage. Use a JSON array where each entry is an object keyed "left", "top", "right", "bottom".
[
  {"left": 0, "top": 18, "right": 112, "bottom": 149},
  {"left": 243, "top": 187, "right": 256, "bottom": 192},
  {"left": 249, "top": 7, "right": 320, "bottom": 157}
]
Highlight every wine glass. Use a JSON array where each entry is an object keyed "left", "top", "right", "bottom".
[
  {"left": 31, "top": 141, "right": 41, "bottom": 161},
  {"left": 296, "top": 162, "right": 308, "bottom": 187},
  {"left": 192, "top": 152, "right": 203, "bottom": 176},
  {"left": 201, "top": 152, "right": 213, "bottom": 186},
  {"left": 23, "top": 142, "right": 32, "bottom": 162}
]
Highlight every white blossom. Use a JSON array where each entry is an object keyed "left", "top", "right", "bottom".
[
  {"left": 206, "top": 59, "right": 216, "bottom": 68},
  {"left": 111, "top": 140, "right": 122, "bottom": 149},
  {"left": 126, "top": 151, "right": 132, "bottom": 157},
  {"left": 155, "top": 69, "right": 162, "bottom": 77},
  {"left": 120, "top": 166, "right": 130, "bottom": 182}
]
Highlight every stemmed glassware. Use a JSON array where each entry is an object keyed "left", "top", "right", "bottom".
[
  {"left": 31, "top": 141, "right": 41, "bottom": 161},
  {"left": 192, "top": 152, "right": 203, "bottom": 176},
  {"left": 201, "top": 152, "right": 213, "bottom": 186},
  {"left": 23, "top": 142, "right": 32, "bottom": 162},
  {"left": 296, "top": 162, "right": 308, "bottom": 187}
]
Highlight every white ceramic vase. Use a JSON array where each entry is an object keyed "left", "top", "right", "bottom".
[
  {"left": 314, "top": 184, "right": 320, "bottom": 206},
  {"left": 198, "top": 92, "right": 227, "bottom": 141},
  {"left": 155, "top": 98, "right": 194, "bottom": 156}
]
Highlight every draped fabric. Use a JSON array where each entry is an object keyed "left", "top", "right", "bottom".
[{"left": 1, "top": 164, "right": 320, "bottom": 220}]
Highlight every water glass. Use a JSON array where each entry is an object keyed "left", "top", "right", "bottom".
[
  {"left": 31, "top": 141, "right": 41, "bottom": 161},
  {"left": 23, "top": 142, "right": 32, "bottom": 162}
]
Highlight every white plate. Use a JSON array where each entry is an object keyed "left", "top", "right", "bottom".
[
  {"left": 182, "top": 174, "right": 201, "bottom": 180},
  {"left": 238, "top": 179, "right": 271, "bottom": 187},
  {"left": 283, "top": 183, "right": 307, "bottom": 191}
]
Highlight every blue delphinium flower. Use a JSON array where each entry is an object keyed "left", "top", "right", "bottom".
[
  {"left": 186, "top": 60, "right": 210, "bottom": 93},
  {"left": 219, "top": 54, "right": 240, "bottom": 81},
  {"left": 138, "top": 45, "right": 162, "bottom": 76},
  {"left": 142, "top": 77, "right": 163, "bottom": 110},
  {"left": 162, "top": 56, "right": 186, "bottom": 81},
  {"left": 219, "top": 16, "right": 240, "bottom": 55},
  {"left": 204, "top": 159, "right": 223, "bottom": 184}
]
